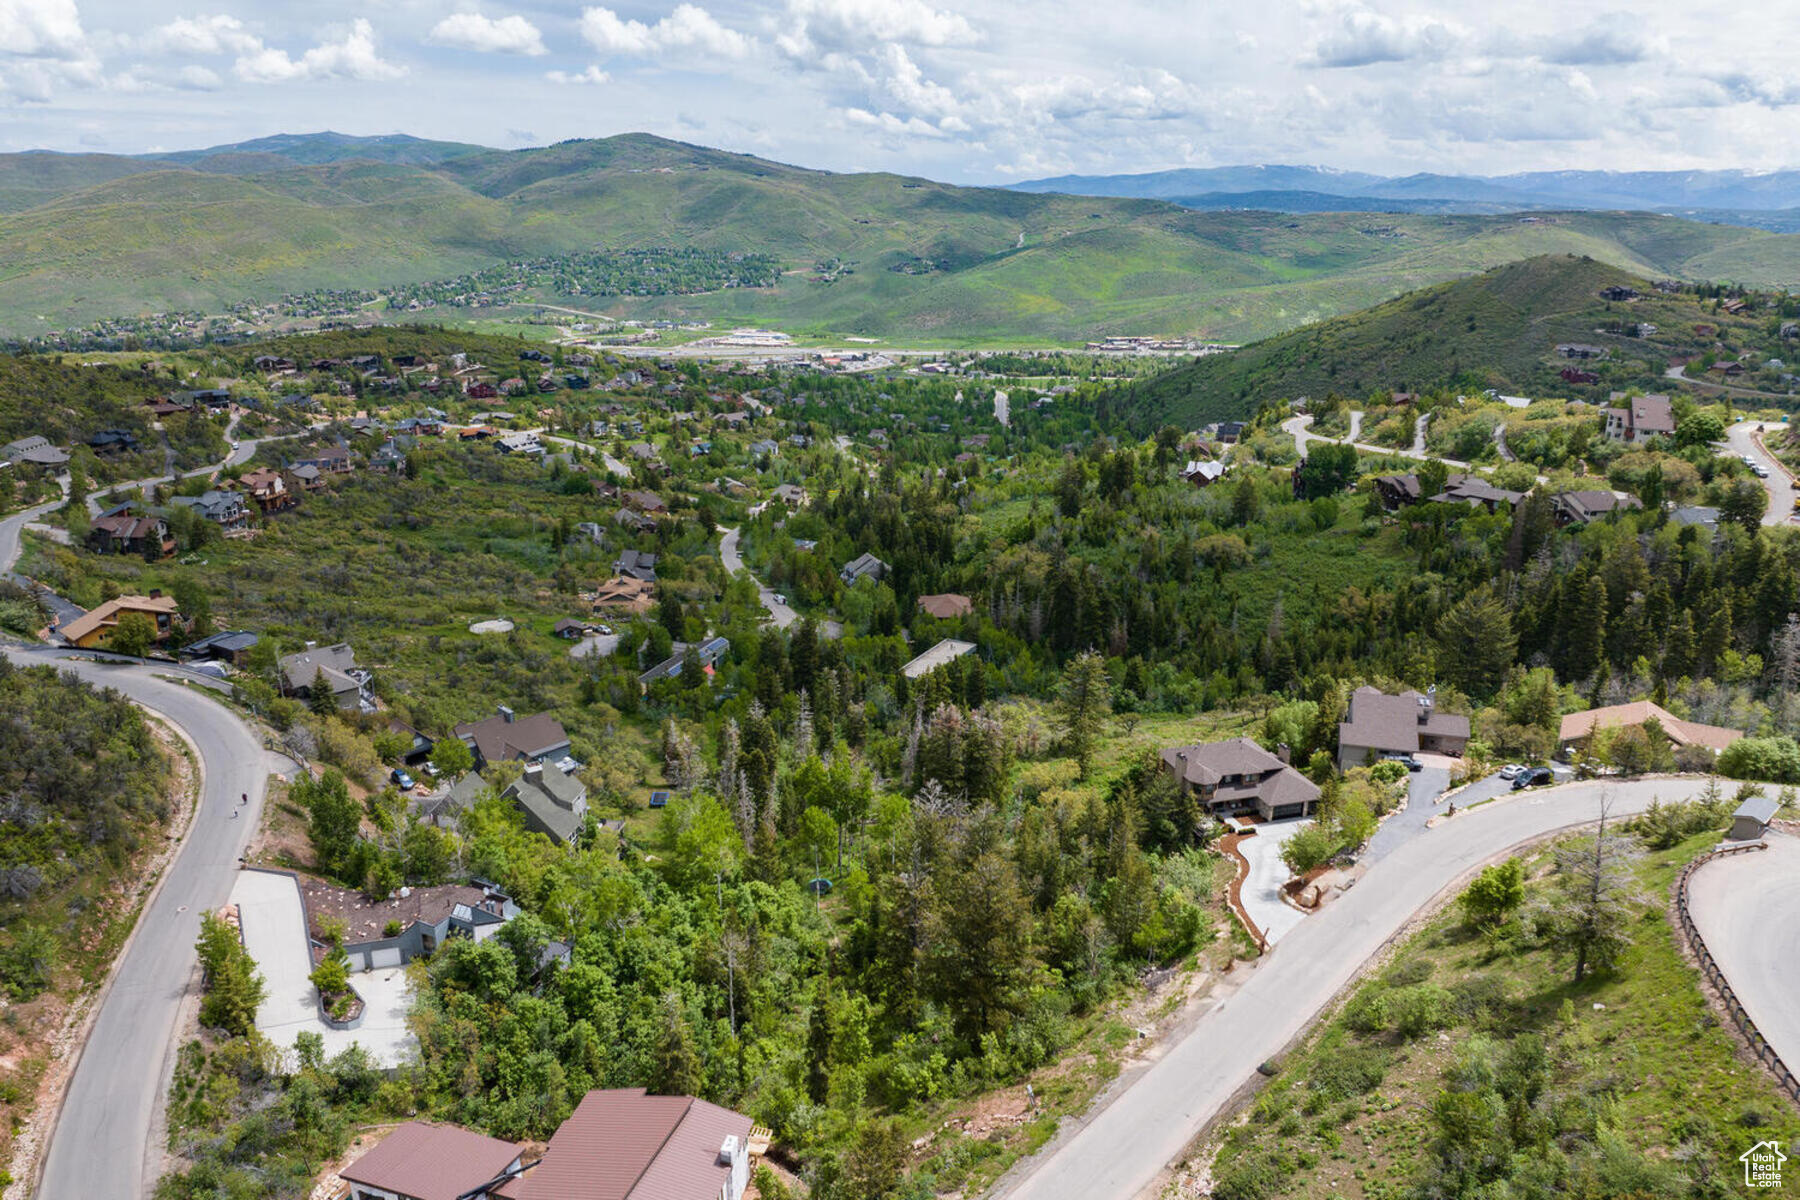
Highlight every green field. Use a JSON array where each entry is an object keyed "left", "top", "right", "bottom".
[{"left": 9, "top": 134, "right": 1800, "bottom": 344}]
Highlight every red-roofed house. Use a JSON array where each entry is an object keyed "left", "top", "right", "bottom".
[
  {"left": 495, "top": 1088, "right": 754, "bottom": 1200},
  {"left": 341, "top": 1122, "right": 524, "bottom": 1200}
]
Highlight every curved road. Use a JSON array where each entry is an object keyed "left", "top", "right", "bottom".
[
  {"left": 1281, "top": 413, "right": 1469, "bottom": 469},
  {"left": 718, "top": 526, "right": 799, "bottom": 629},
  {"left": 991, "top": 776, "right": 1714, "bottom": 1200},
  {"left": 1722, "top": 418, "right": 1796, "bottom": 527},
  {"left": 1685, "top": 831, "right": 1800, "bottom": 1071}
]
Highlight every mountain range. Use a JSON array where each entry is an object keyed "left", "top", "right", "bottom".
[{"left": 5, "top": 132, "right": 1800, "bottom": 345}]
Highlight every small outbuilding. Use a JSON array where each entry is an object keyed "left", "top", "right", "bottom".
[{"left": 1730, "top": 793, "right": 1779, "bottom": 842}]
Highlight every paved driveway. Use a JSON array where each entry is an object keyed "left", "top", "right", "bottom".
[
  {"left": 990, "top": 775, "right": 1718, "bottom": 1200},
  {"left": 1363, "top": 764, "right": 1449, "bottom": 862},
  {"left": 1238, "top": 820, "right": 1309, "bottom": 945},
  {"left": 1685, "top": 831, "right": 1800, "bottom": 1071},
  {"left": 231, "top": 870, "right": 416, "bottom": 1067}
]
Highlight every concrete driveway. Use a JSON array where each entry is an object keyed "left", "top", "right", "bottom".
[
  {"left": 990, "top": 774, "right": 1719, "bottom": 1200},
  {"left": 231, "top": 870, "right": 416, "bottom": 1067},
  {"left": 1238, "top": 820, "right": 1310, "bottom": 945},
  {"left": 1685, "top": 831, "right": 1800, "bottom": 1071},
  {"left": 570, "top": 632, "right": 619, "bottom": 659}
]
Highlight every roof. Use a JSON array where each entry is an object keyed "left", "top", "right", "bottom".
[
  {"left": 1338, "top": 687, "right": 1470, "bottom": 754},
  {"left": 496, "top": 1088, "right": 751, "bottom": 1200},
  {"left": 180, "top": 629, "right": 258, "bottom": 655},
  {"left": 419, "top": 771, "right": 489, "bottom": 824},
  {"left": 916, "top": 593, "right": 973, "bottom": 620},
  {"left": 1734, "top": 794, "right": 1780, "bottom": 825},
  {"left": 1160, "top": 737, "right": 1290, "bottom": 788},
  {"left": 1555, "top": 490, "right": 1641, "bottom": 521},
  {"left": 901, "top": 638, "right": 977, "bottom": 679},
  {"left": 340, "top": 1122, "right": 522, "bottom": 1200},
  {"left": 504, "top": 766, "right": 589, "bottom": 844},
  {"left": 455, "top": 709, "right": 570, "bottom": 763},
  {"left": 279, "top": 643, "right": 359, "bottom": 694},
  {"left": 60, "top": 594, "right": 180, "bottom": 644},
  {"left": 841, "top": 551, "right": 887, "bottom": 580},
  {"left": 1557, "top": 701, "right": 1742, "bottom": 751},
  {"left": 300, "top": 877, "right": 512, "bottom": 946},
  {"left": 1671, "top": 505, "right": 1720, "bottom": 529},
  {"left": 1629, "top": 394, "right": 1675, "bottom": 435}
]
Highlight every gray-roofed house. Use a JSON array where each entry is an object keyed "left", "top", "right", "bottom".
[
  {"left": 1, "top": 436, "right": 70, "bottom": 467},
  {"left": 299, "top": 876, "right": 519, "bottom": 973},
  {"left": 613, "top": 548, "right": 658, "bottom": 582},
  {"left": 1429, "top": 474, "right": 1525, "bottom": 513},
  {"left": 340, "top": 1120, "right": 524, "bottom": 1200},
  {"left": 901, "top": 638, "right": 977, "bottom": 679},
  {"left": 840, "top": 552, "right": 888, "bottom": 585},
  {"left": 1337, "top": 686, "right": 1470, "bottom": 770},
  {"left": 179, "top": 629, "right": 259, "bottom": 666},
  {"left": 1160, "top": 738, "right": 1321, "bottom": 820},
  {"left": 1671, "top": 505, "right": 1721, "bottom": 532},
  {"left": 639, "top": 637, "right": 730, "bottom": 688},
  {"left": 278, "top": 643, "right": 368, "bottom": 710},
  {"left": 501, "top": 762, "right": 590, "bottom": 845},
  {"left": 454, "top": 706, "right": 571, "bottom": 769},
  {"left": 171, "top": 489, "right": 249, "bottom": 531},
  {"left": 1553, "top": 490, "right": 1642, "bottom": 526},
  {"left": 418, "top": 771, "right": 489, "bottom": 828}
]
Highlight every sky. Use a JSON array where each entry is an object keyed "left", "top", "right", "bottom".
[{"left": 4, "top": 0, "right": 1800, "bottom": 184}]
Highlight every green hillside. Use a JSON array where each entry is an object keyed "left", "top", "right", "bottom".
[
  {"left": 6, "top": 134, "right": 1800, "bottom": 343},
  {"left": 1116, "top": 255, "right": 1781, "bottom": 428}
]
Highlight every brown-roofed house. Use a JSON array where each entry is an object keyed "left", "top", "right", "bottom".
[
  {"left": 916, "top": 593, "right": 973, "bottom": 620},
  {"left": 493, "top": 1088, "right": 754, "bottom": 1200},
  {"left": 455, "top": 706, "right": 571, "bottom": 769},
  {"left": 1160, "top": 737, "right": 1321, "bottom": 821},
  {"left": 1602, "top": 394, "right": 1675, "bottom": 444},
  {"left": 234, "top": 466, "right": 297, "bottom": 513},
  {"left": 60, "top": 593, "right": 183, "bottom": 649},
  {"left": 341, "top": 1121, "right": 524, "bottom": 1200},
  {"left": 298, "top": 876, "right": 519, "bottom": 970},
  {"left": 1558, "top": 701, "right": 1742, "bottom": 756},
  {"left": 1553, "top": 490, "right": 1642, "bottom": 526},
  {"left": 1337, "top": 686, "right": 1470, "bottom": 770},
  {"left": 88, "top": 513, "right": 173, "bottom": 559},
  {"left": 593, "top": 575, "right": 655, "bottom": 615}
]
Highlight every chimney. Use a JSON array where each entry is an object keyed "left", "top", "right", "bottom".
[
  {"left": 524, "top": 762, "right": 542, "bottom": 779},
  {"left": 148, "top": 588, "right": 163, "bottom": 599},
  {"left": 498, "top": 704, "right": 514, "bottom": 723},
  {"left": 1277, "top": 743, "right": 1291, "bottom": 764}
]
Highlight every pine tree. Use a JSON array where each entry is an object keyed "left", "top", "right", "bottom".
[
  {"left": 650, "top": 991, "right": 702, "bottom": 1097},
  {"left": 1056, "top": 650, "right": 1112, "bottom": 779}
]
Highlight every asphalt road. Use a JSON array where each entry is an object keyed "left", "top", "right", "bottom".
[
  {"left": 1684, "top": 831, "right": 1800, "bottom": 1071},
  {"left": 1280, "top": 413, "right": 1470, "bottom": 469},
  {"left": 1721, "top": 418, "right": 1796, "bottom": 527},
  {"left": 990, "top": 776, "right": 1715, "bottom": 1200},
  {"left": 3, "top": 647, "right": 268, "bottom": 1200},
  {"left": 718, "top": 526, "right": 799, "bottom": 628}
]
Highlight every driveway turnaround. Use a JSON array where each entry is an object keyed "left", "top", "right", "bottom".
[
  {"left": 1684, "top": 831, "right": 1800, "bottom": 1071},
  {"left": 231, "top": 871, "right": 417, "bottom": 1066},
  {"left": 990, "top": 776, "right": 1715, "bottom": 1200},
  {"left": 0, "top": 648, "right": 270, "bottom": 1200}
]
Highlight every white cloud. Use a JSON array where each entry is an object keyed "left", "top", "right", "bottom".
[
  {"left": 780, "top": 0, "right": 977, "bottom": 57},
  {"left": 0, "top": 0, "right": 87, "bottom": 59},
  {"left": 1308, "top": 6, "right": 1465, "bottom": 68},
  {"left": 579, "top": 4, "right": 753, "bottom": 60},
  {"left": 547, "top": 64, "right": 611, "bottom": 84},
  {"left": 233, "top": 19, "right": 404, "bottom": 84},
  {"left": 429, "top": 12, "right": 547, "bottom": 57},
  {"left": 145, "top": 14, "right": 261, "bottom": 57}
]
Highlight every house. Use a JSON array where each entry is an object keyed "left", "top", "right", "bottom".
[
  {"left": 593, "top": 575, "right": 655, "bottom": 615},
  {"left": 171, "top": 489, "right": 249, "bottom": 531},
  {"left": 1373, "top": 474, "right": 1423, "bottom": 510},
  {"left": 287, "top": 463, "right": 328, "bottom": 492},
  {"left": 418, "top": 771, "right": 489, "bottom": 828},
  {"left": 292, "top": 445, "right": 353, "bottom": 474},
  {"left": 1159, "top": 738, "right": 1321, "bottom": 821},
  {"left": 89, "top": 512, "right": 173, "bottom": 558},
  {"left": 501, "top": 762, "right": 590, "bottom": 845},
  {"left": 748, "top": 439, "right": 779, "bottom": 457},
  {"left": 1337, "top": 686, "right": 1470, "bottom": 770},
  {"left": 614, "top": 507, "right": 657, "bottom": 534},
  {"left": 627, "top": 441, "right": 659, "bottom": 461},
  {"left": 613, "top": 549, "right": 658, "bottom": 583},
  {"left": 916, "top": 593, "right": 973, "bottom": 620},
  {"left": 454, "top": 707, "right": 571, "bottom": 769},
  {"left": 1557, "top": 701, "right": 1741, "bottom": 758},
  {"left": 385, "top": 716, "right": 436, "bottom": 765},
  {"left": 1602, "top": 394, "right": 1675, "bottom": 443},
  {"left": 1182, "top": 459, "right": 1227, "bottom": 486},
  {"left": 901, "top": 638, "right": 977, "bottom": 679},
  {"left": 1557, "top": 343, "right": 1608, "bottom": 360},
  {"left": 1709, "top": 359, "right": 1745, "bottom": 377},
  {"left": 497, "top": 432, "right": 544, "bottom": 455},
  {"left": 87, "top": 428, "right": 140, "bottom": 457},
  {"left": 235, "top": 466, "right": 296, "bottom": 513},
  {"left": 1552, "top": 490, "right": 1642, "bottom": 526},
  {"left": 625, "top": 490, "right": 668, "bottom": 514},
  {"left": 1730, "top": 794, "right": 1779, "bottom": 842},
  {"left": 1214, "top": 421, "right": 1246, "bottom": 443},
  {"left": 1560, "top": 367, "right": 1600, "bottom": 385},
  {"left": 771, "top": 483, "right": 808, "bottom": 508},
  {"left": 490, "top": 1088, "right": 754, "bottom": 1200},
  {"left": 60, "top": 593, "right": 184, "bottom": 649},
  {"left": 179, "top": 629, "right": 259, "bottom": 666},
  {"left": 279, "top": 643, "right": 368, "bottom": 710},
  {"left": 252, "top": 355, "right": 296, "bottom": 373},
  {"left": 639, "top": 637, "right": 731, "bottom": 688},
  {"left": 300, "top": 877, "right": 519, "bottom": 972},
  {"left": 840, "top": 552, "right": 888, "bottom": 586},
  {"left": 553, "top": 617, "right": 593, "bottom": 639},
  {"left": 466, "top": 381, "right": 500, "bottom": 400},
  {"left": 340, "top": 1121, "right": 525, "bottom": 1200},
  {"left": 1670, "top": 505, "right": 1721, "bottom": 532},
  {"left": 1, "top": 436, "right": 69, "bottom": 468},
  {"left": 1429, "top": 474, "right": 1525, "bottom": 513},
  {"left": 173, "top": 388, "right": 233, "bottom": 410},
  {"left": 1598, "top": 285, "right": 1639, "bottom": 301}
]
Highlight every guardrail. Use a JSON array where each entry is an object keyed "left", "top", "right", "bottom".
[{"left": 1674, "top": 840, "right": 1800, "bottom": 1103}]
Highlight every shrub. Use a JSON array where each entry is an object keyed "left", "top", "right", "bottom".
[
  {"left": 1212, "top": 1145, "right": 1296, "bottom": 1200},
  {"left": 1309, "top": 1044, "right": 1391, "bottom": 1100},
  {"left": 1342, "top": 987, "right": 1388, "bottom": 1033},
  {"left": 1718, "top": 736, "right": 1800, "bottom": 783},
  {"left": 1388, "top": 984, "right": 1454, "bottom": 1039}
]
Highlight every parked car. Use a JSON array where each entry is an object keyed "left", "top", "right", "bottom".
[
  {"left": 390, "top": 768, "right": 415, "bottom": 790},
  {"left": 1381, "top": 752, "right": 1423, "bottom": 772},
  {"left": 1498, "top": 763, "right": 1524, "bottom": 780},
  {"left": 1512, "top": 766, "right": 1554, "bottom": 790}
]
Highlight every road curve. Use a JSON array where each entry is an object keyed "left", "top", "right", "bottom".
[
  {"left": 1281, "top": 414, "right": 1469, "bottom": 469},
  {"left": 7, "top": 647, "right": 268, "bottom": 1200},
  {"left": 718, "top": 527, "right": 798, "bottom": 629},
  {"left": 1684, "top": 831, "right": 1800, "bottom": 1071},
  {"left": 990, "top": 776, "right": 1715, "bottom": 1200}
]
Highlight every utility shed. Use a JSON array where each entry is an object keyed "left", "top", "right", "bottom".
[{"left": 1730, "top": 794, "right": 1780, "bottom": 842}]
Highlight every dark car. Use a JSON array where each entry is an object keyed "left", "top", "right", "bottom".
[
  {"left": 1512, "top": 766, "right": 1553, "bottom": 790},
  {"left": 1382, "top": 752, "right": 1423, "bottom": 772}
]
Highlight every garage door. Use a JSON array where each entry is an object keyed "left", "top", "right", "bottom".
[{"left": 368, "top": 947, "right": 402, "bottom": 970}]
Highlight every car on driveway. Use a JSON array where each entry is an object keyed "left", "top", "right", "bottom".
[
  {"left": 1382, "top": 752, "right": 1423, "bottom": 772},
  {"left": 390, "top": 768, "right": 415, "bottom": 791},
  {"left": 1512, "top": 766, "right": 1554, "bottom": 790},
  {"left": 1498, "top": 763, "right": 1524, "bottom": 780}
]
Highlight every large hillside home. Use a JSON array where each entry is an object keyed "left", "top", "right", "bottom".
[
  {"left": 1337, "top": 686, "right": 1470, "bottom": 770},
  {"left": 1159, "top": 737, "right": 1321, "bottom": 821},
  {"left": 1601, "top": 394, "right": 1674, "bottom": 444}
]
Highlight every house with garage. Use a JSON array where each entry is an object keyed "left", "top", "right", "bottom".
[
  {"left": 179, "top": 629, "right": 260, "bottom": 667},
  {"left": 278, "top": 643, "right": 369, "bottom": 711},
  {"left": 88, "top": 512, "right": 173, "bottom": 558},
  {"left": 299, "top": 876, "right": 520, "bottom": 972},
  {"left": 171, "top": 489, "right": 250, "bottom": 532},
  {"left": 593, "top": 575, "right": 655, "bottom": 615},
  {"left": 1337, "top": 686, "right": 1470, "bottom": 770},
  {"left": 1556, "top": 700, "right": 1742, "bottom": 759},
  {"left": 60, "top": 593, "right": 185, "bottom": 649},
  {"left": 1, "top": 436, "right": 69, "bottom": 468},
  {"left": 1602, "top": 394, "right": 1675, "bottom": 444},
  {"left": 491, "top": 1088, "right": 755, "bottom": 1200},
  {"left": 840, "top": 552, "right": 888, "bottom": 586},
  {"left": 454, "top": 706, "right": 571, "bottom": 770},
  {"left": 501, "top": 763, "right": 590, "bottom": 846},
  {"left": 1552, "top": 490, "right": 1642, "bottom": 526},
  {"left": 1159, "top": 737, "right": 1321, "bottom": 821}
]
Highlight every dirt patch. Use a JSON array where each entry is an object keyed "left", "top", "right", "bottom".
[{"left": 2, "top": 718, "right": 197, "bottom": 1200}]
